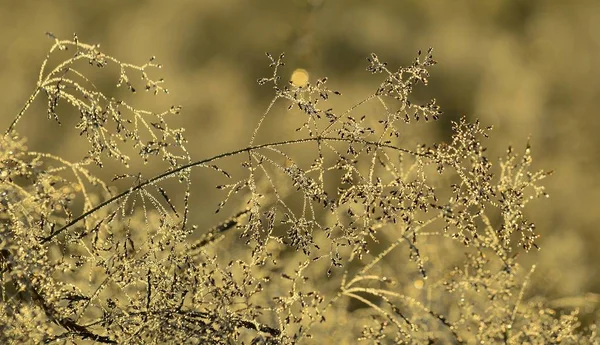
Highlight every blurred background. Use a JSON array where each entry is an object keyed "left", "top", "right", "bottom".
[{"left": 0, "top": 0, "right": 598, "bottom": 320}]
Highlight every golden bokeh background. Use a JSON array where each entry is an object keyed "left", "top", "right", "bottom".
[{"left": 1, "top": 0, "right": 598, "bottom": 320}]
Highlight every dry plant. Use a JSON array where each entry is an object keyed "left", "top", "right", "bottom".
[{"left": 0, "top": 34, "right": 597, "bottom": 344}]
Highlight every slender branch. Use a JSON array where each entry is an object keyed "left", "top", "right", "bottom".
[
  {"left": 4, "top": 87, "right": 42, "bottom": 137},
  {"left": 188, "top": 207, "right": 251, "bottom": 250},
  {"left": 126, "top": 308, "right": 281, "bottom": 337},
  {"left": 39, "top": 136, "right": 429, "bottom": 244}
]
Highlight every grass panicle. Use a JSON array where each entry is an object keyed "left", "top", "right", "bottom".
[{"left": 0, "top": 35, "right": 597, "bottom": 344}]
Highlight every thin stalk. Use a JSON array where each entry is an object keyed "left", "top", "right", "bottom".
[{"left": 40, "top": 136, "right": 429, "bottom": 243}]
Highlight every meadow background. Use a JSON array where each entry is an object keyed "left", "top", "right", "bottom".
[{"left": 0, "top": 0, "right": 598, "bottom": 325}]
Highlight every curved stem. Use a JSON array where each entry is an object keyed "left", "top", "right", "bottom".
[
  {"left": 4, "top": 87, "right": 42, "bottom": 137},
  {"left": 39, "top": 136, "right": 429, "bottom": 244}
]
